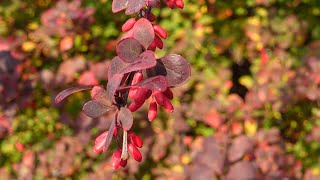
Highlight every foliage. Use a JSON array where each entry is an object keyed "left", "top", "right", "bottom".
[{"left": 1, "top": 0, "right": 320, "bottom": 179}]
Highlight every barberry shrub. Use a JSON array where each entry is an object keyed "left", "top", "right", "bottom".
[{"left": 55, "top": 0, "right": 190, "bottom": 169}]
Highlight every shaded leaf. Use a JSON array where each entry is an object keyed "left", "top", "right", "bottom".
[
  {"left": 55, "top": 86, "right": 93, "bottom": 103},
  {"left": 91, "top": 86, "right": 112, "bottom": 106},
  {"left": 82, "top": 100, "right": 110, "bottom": 118},
  {"left": 112, "top": 0, "right": 129, "bottom": 13},
  {"left": 147, "top": 54, "right": 191, "bottom": 87},
  {"left": 125, "top": 0, "right": 145, "bottom": 15},
  {"left": 118, "top": 75, "right": 169, "bottom": 92},
  {"left": 119, "top": 50, "right": 157, "bottom": 74},
  {"left": 228, "top": 135, "right": 253, "bottom": 163},
  {"left": 104, "top": 119, "right": 116, "bottom": 151},
  {"left": 117, "top": 38, "right": 144, "bottom": 63},
  {"left": 118, "top": 107, "right": 133, "bottom": 130},
  {"left": 133, "top": 18, "right": 155, "bottom": 49},
  {"left": 226, "top": 161, "right": 258, "bottom": 180},
  {"left": 108, "top": 56, "right": 128, "bottom": 80},
  {"left": 107, "top": 74, "right": 124, "bottom": 102}
]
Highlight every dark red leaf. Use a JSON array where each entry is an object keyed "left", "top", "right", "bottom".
[
  {"left": 118, "top": 107, "right": 133, "bottom": 131},
  {"left": 125, "top": 0, "right": 145, "bottom": 15},
  {"left": 108, "top": 56, "right": 128, "bottom": 80},
  {"left": 82, "top": 100, "right": 110, "bottom": 118},
  {"left": 107, "top": 74, "right": 124, "bottom": 102},
  {"left": 55, "top": 86, "right": 93, "bottom": 103},
  {"left": 91, "top": 86, "right": 112, "bottom": 106},
  {"left": 112, "top": 0, "right": 129, "bottom": 13},
  {"left": 226, "top": 161, "right": 258, "bottom": 180},
  {"left": 228, "top": 135, "right": 253, "bottom": 163},
  {"left": 119, "top": 50, "right": 157, "bottom": 74},
  {"left": 117, "top": 38, "right": 144, "bottom": 63},
  {"left": 117, "top": 75, "right": 169, "bottom": 92},
  {"left": 147, "top": 54, "right": 191, "bottom": 87},
  {"left": 133, "top": 18, "right": 155, "bottom": 49},
  {"left": 104, "top": 119, "right": 116, "bottom": 151}
]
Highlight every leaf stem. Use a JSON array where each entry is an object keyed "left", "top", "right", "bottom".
[{"left": 121, "top": 130, "right": 129, "bottom": 160}]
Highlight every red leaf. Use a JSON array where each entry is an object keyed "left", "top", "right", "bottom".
[
  {"left": 108, "top": 56, "right": 128, "bottom": 80},
  {"left": 117, "top": 38, "right": 144, "bottom": 63},
  {"left": 112, "top": 0, "right": 129, "bottom": 13},
  {"left": 117, "top": 75, "right": 169, "bottom": 92},
  {"left": 107, "top": 74, "right": 124, "bottom": 102},
  {"left": 125, "top": 0, "right": 145, "bottom": 15},
  {"left": 119, "top": 50, "right": 157, "bottom": 74},
  {"left": 133, "top": 18, "right": 155, "bottom": 49},
  {"left": 147, "top": 54, "right": 191, "bottom": 87},
  {"left": 83, "top": 100, "right": 111, "bottom": 118},
  {"left": 91, "top": 86, "right": 112, "bottom": 106},
  {"left": 118, "top": 107, "right": 133, "bottom": 131},
  {"left": 55, "top": 86, "right": 93, "bottom": 103}
]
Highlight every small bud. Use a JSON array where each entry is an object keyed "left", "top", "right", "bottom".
[
  {"left": 153, "top": 25, "right": 168, "bottom": 39},
  {"left": 128, "top": 143, "right": 142, "bottom": 162},
  {"left": 175, "top": 0, "right": 184, "bottom": 9},
  {"left": 122, "top": 18, "right": 136, "bottom": 32},
  {"left": 128, "top": 132, "right": 143, "bottom": 148},
  {"left": 120, "top": 159, "right": 128, "bottom": 167},
  {"left": 128, "top": 101, "right": 144, "bottom": 112},
  {"left": 111, "top": 149, "right": 122, "bottom": 169},
  {"left": 154, "top": 34, "right": 164, "bottom": 49},
  {"left": 148, "top": 101, "right": 158, "bottom": 121}
]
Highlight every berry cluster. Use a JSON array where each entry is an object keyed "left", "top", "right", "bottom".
[{"left": 55, "top": 0, "right": 190, "bottom": 169}]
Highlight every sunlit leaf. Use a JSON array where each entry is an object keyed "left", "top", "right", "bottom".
[
  {"left": 118, "top": 107, "right": 133, "bottom": 130},
  {"left": 55, "top": 86, "right": 93, "bottom": 103}
]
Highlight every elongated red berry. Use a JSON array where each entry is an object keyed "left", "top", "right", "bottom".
[
  {"left": 148, "top": 101, "right": 158, "bottom": 121},
  {"left": 128, "top": 88, "right": 137, "bottom": 99},
  {"left": 120, "top": 159, "right": 127, "bottom": 167},
  {"left": 153, "top": 25, "right": 167, "bottom": 39},
  {"left": 94, "top": 131, "right": 108, "bottom": 153},
  {"left": 111, "top": 149, "right": 122, "bottom": 169},
  {"left": 128, "top": 143, "right": 142, "bottom": 162},
  {"left": 166, "top": 0, "right": 175, "bottom": 8},
  {"left": 128, "top": 101, "right": 144, "bottom": 112},
  {"left": 128, "top": 132, "right": 143, "bottom": 148},
  {"left": 163, "top": 88, "right": 173, "bottom": 100},
  {"left": 148, "top": 39, "right": 157, "bottom": 51},
  {"left": 175, "top": 0, "right": 184, "bottom": 9},
  {"left": 122, "top": 18, "right": 136, "bottom": 32},
  {"left": 154, "top": 34, "right": 164, "bottom": 49},
  {"left": 132, "top": 72, "right": 143, "bottom": 84},
  {"left": 163, "top": 97, "right": 174, "bottom": 112},
  {"left": 134, "top": 88, "right": 148, "bottom": 105},
  {"left": 154, "top": 91, "right": 165, "bottom": 105}
]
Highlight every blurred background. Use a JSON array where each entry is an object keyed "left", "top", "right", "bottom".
[{"left": 1, "top": 0, "right": 320, "bottom": 179}]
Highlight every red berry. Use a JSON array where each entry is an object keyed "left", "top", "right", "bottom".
[
  {"left": 175, "top": 0, "right": 184, "bottom": 9},
  {"left": 134, "top": 88, "right": 148, "bottom": 105},
  {"left": 145, "top": 90, "right": 152, "bottom": 99},
  {"left": 153, "top": 25, "right": 167, "bottom": 39},
  {"left": 128, "top": 101, "right": 144, "bottom": 112},
  {"left": 122, "top": 18, "right": 136, "bottom": 32},
  {"left": 120, "top": 159, "right": 127, "bottom": 167},
  {"left": 148, "top": 101, "right": 158, "bottom": 121},
  {"left": 154, "top": 91, "right": 165, "bottom": 105},
  {"left": 163, "top": 88, "right": 173, "bottom": 100},
  {"left": 128, "top": 143, "right": 142, "bottom": 162},
  {"left": 111, "top": 149, "right": 122, "bottom": 169},
  {"left": 128, "top": 132, "right": 143, "bottom": 148},
  {"left": 132, "top": 72, "right": 143, "bottom": 84},
  {"left": 163, "top": 97, "right": 174, "bottom": 112},
  {"left": 94, "top": 131, "right": 108, "bottom": 153},
  {"left": 166, "top": 0, "right": 175, "bottom": 8},
  {"left": 148, "top": 39, "right": 157, "bottom": 51},
  {"left": 154, "top": 34, "right": 164, "bottom": 49},
  {"left": 128, "top": 88, "right": 137, "bottom": 99}
]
